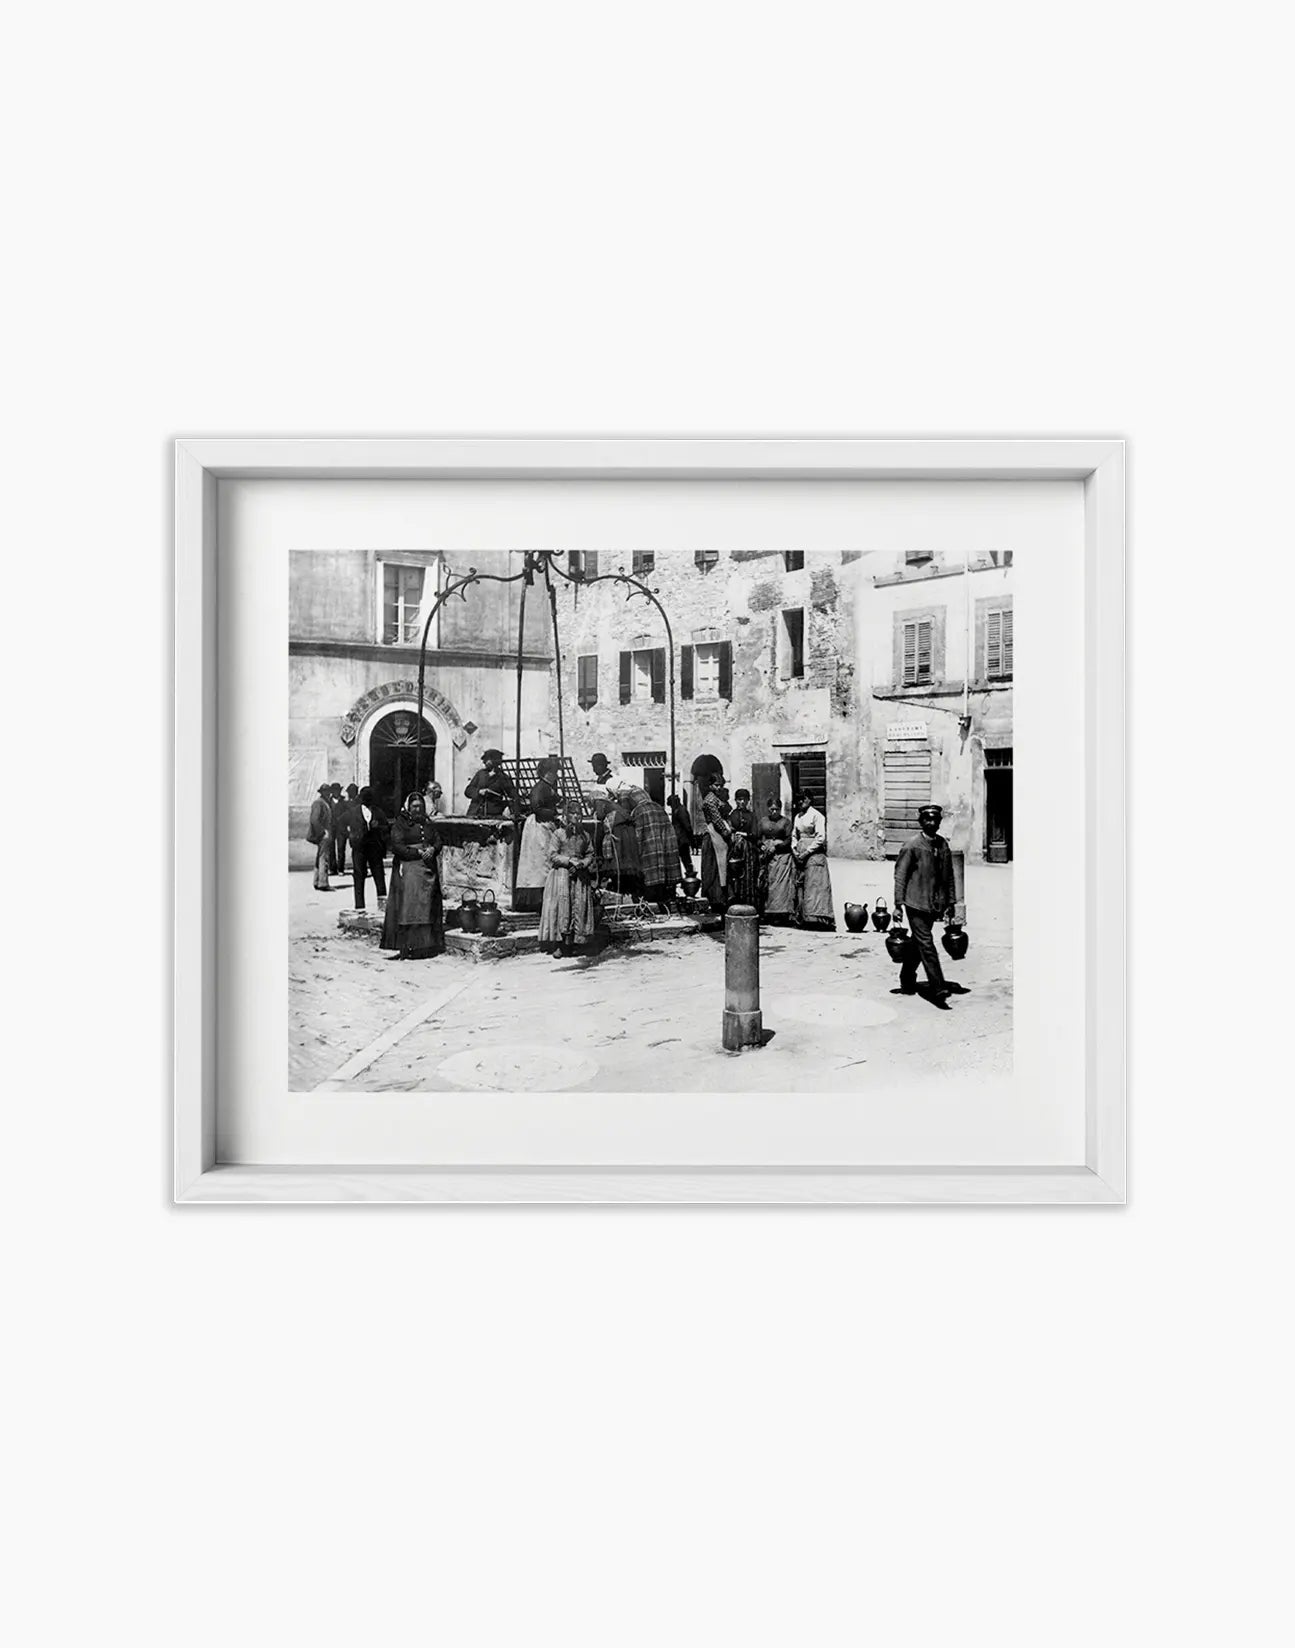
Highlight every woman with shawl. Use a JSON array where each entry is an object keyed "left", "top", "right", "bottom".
[
  {"left": 608, "top": 780, "right": 677, "bottom": 908},
  {"left": 513, "top": 754, "right": 561, "bottom": 912},
  {"left": 690, "top": 756, "right": 732, "bottom": 914},
  {"left": 379, "top": 791, "right": 445, "bottom": 959},
  {"left": 601, "top": 792, "right": 642, "bottom": 899},
  {"left": 538, "top": 804, "right": 599, "bottom": 953},
  {"left": 757, "top": 794, "right": 795, "bottom": 922},
  {"left": 791, "top": 791, "right": 836, "bottom": 930},
  {"left": 725, "top": 788, "right": 760, "bottom": 909}
]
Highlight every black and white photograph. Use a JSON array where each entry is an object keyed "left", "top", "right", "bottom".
[{"left": 289, "top": 546, "right": 1015, "bottom": 1095}]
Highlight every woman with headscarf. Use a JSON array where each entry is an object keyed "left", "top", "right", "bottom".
[
  {"left": 538, "top": 803, "right": 599, "bottom": 953},
  {"left": 608, "top": 779, "right": 677, "bottom": 907},
  {"left": 513, "top": 754, "right": 561, "bottom": 912},
  {"left": 600, "top": 790, "right": 642, "bottom": 899},
  {"left": 758, "top": 794, "right": 795, "bottom": 922},
  {"left": 379, "top": 792, "right": 445, "bottom": 959},
  {"left": 791, "top": 791, "right": 836, "bottom": 930},
  {"left": 725, "top": 788, "right": 760, "bottom": 909},
  {"left": 690, "top": 756, "right": 731, "bottom": 914}
]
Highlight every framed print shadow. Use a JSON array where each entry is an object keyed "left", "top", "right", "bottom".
[{"left": 174, "top": 437, "right": 1125, "bottom": 1204}]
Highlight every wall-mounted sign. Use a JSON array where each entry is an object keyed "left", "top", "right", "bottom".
[{"left": 887, "top": 721, "right": 928, "bottom": 742}]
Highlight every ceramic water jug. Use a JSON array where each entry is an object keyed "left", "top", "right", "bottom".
[{"left": 872, "top": 898, "right": 892, "bottom": 932}]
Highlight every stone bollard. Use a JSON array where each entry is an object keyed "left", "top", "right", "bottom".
[{"left": 722, "top": 904, "right": 764, "bottom": 1052}]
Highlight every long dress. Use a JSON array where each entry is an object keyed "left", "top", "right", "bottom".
[
  {"left": 699, "top": 790, "right": 731, "bottom": 913},
  {"left": 602, "top": 800, "right": 642, "bottom": 897},
  {"left": 538, "top": 826, "right": 599, "bottom": 951},
  {"left": 758, "top": 813, "right": 795, "bottom": 919},
  {"left": 513, "top": 777, "right": 559, "bottom": 912},
  {"left": 791, "top": 805, "right": 836, "bottom": 930},
  {"left": 622, "top": 787, "right": 677, "bottom": 905},
  {"left": 380, "top": 815, "right": 446, "bottom": 958},
  {"left": 725, "top": 805, "right": 760, "bottom": 908}
]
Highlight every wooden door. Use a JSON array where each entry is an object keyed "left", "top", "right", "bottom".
[{"left": 882, "top": 748, "right": 931, "bottom": 857}]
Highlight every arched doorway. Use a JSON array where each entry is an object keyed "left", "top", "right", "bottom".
[{"left": 367, "top": 710, "right": 436, "bottom": 818}]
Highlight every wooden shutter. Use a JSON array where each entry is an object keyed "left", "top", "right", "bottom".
[
  {"left": 751, "top": 762, "right": 782, "bottom": 818},
  {"left": 680, "top": 645, "right": 694, "bottom": 700},
  {"left": 917, "top": 619, "right": 932, "bottom": 681},
  {"left": 619, "top": 651, "right": 632, "bottom": 704},
  {"left": 578, "top": 654, "right": 598, "bottom": 710},
  {"left": 718, "top": 641, "right": 733, "bottom": 700},
  {"left": 986, "top": 607, "right": 1013, "bottom": 678},
  {"left": 650, "top": 647, "right": 665, "bottom": 703},
  {"left": 586, "top": 551, "right": 599, "bottom": 578},
  {"left": 883, "top": 747, "right": 931, "bottom": 857},
  {"left": 903, "top": 621, "right": 917, "bottom": 684}
]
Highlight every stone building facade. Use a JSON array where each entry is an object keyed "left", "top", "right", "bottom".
[
  {"left": 551, "top": 547, "right": 1014, "bottom": 863},
  {"left": 550, "top": 549, "right": 873, "bottom": 855},
  {"left": 853, "top": 549, "right": 1015, "bottom": 862},
  {"left": 288, "top": 550, "right": 551, "bottom": 864},
  {"left": 290, "top": 546, "right": 1015, "bottom": 869}
]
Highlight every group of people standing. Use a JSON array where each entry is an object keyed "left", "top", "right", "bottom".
[
  {"left": 304, "top": 745, "right": 842, "bottom": 964},
  {"left": 688, "top": 757, "right": 836, "bottom": 930},
  {"left": 306, "top": 782, "right": 443, "bottom": 960}
]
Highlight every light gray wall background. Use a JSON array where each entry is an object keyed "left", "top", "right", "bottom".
[{"left": 5, "top": 6, "right": 1288, "bottom": 1648}]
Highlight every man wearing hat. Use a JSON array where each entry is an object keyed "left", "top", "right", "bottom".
[
  {"left": 464, "top": 748, "right": 517, "bottom": 817},
  {"left": 893, "top": 802, "right": 956, "bottom": 1007}
]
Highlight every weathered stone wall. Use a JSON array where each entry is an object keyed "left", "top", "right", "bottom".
[{"left": 549, "top": 549, "right": 875, "bottom": 857}]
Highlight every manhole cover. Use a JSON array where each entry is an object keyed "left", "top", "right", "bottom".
[
  {"left": 436, "top": 1045, "right": 598, "bottom": 1091},
  {"left": 777, "top": 993, "right": 897, "bottom": 1029}
]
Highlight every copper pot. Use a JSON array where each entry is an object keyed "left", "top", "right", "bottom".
[
  {"left": 458, "top": 893, "right": 480, "bottom": 933},
  {"left": 477, "top": 888, "right": 502, "bottom": 937},
  {"left": 941, "top": 922, "right": 969, "bottom": 960},
  {"left": 843, "top": 902, "right": 868, "bottom": 933},
  {"left": 871, "top": 898, "right": 892, "bottom": 932}
]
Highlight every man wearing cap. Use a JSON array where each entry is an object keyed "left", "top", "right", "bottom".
[
  {"left": 464, "top": 748, "right": 517, "bottom": 818},
  {"left": 893, "top": 802, "right": 956, "bottom": 1008}
]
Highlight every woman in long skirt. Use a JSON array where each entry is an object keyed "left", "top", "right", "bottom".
[
  {"left": 791, "top": 791, "right": 836, "bottom": 930},
  {"left": 380, "top": 792, "right": 446, "bottom": 959},
  {"left": 601, "top": 795, "right": 642, "bottom": 899},
  {"left": 725, "top": 788, "right": 760, "bottom": 909},
  {"left": 758, "top": 795, "right": 795, "bottom": 922},
  {"left": 611, "top": 783, "right": 677, "bottom": 907},
  {"left": 695, "top": 768, "right": 732, "bottom": 914},
  {"left": 513, "top": 755, "right": 561, "bottom": 912},
  {"left": 538, "top": 807, "right": 599, "bottom": 953}
]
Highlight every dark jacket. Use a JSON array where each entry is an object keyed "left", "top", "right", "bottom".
[
  {"left": 894, "top": 830, "right": 954, "bottom": 916},
  {"left": 465, "top": 766, "right": 518, "bottom": 817},
  {"left": 347, "top": 801, "right": 390, "bottom": 850},
  {"left": 306, "top": 797, "right": 331, "bottom": 844}
]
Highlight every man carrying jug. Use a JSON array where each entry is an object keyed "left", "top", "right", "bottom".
[{"left": 893, "top": 802, "right": 956, "bottom": 1008}]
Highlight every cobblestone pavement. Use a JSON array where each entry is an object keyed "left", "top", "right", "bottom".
[{"left": 289, "top": 859, "right": 1012, "bottom": 1092}]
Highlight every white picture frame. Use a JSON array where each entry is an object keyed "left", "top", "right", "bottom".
[{"left": 175, "top": 437, "right": 1125, "bottom": 1205}]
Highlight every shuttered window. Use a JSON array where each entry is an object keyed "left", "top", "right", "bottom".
[
  {"left": 577, "top": 654, "right": 598, "bottom": 710},
  {"left": 783, "top": 552, "right": 805, "bottom": 571},
  {"left": 682, "top": 641, "right": 732, "bottom": 701},
  {"left": 694, "top": 550, "right": 719, "bottom": 574},
  {"left": 985, "top": 607, "right": 1013, "bottom": 679},
  {"left": 620, "top": 648, "right": 666, "bottom": 702},
  {"left": 905, "top": 550, "right": 933, "bottom": 565},
  {"left": 632, "top": 551, "right": 655, "bottom": 576},
  {"left": 902, "top": 618, "right": 934, "bottom": 685},
  {"left": 780, "top": 609, "right": 805, "bottom": 680},
  {"left": 569, "top": 551, "right": 599, "bottom": 580}
]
